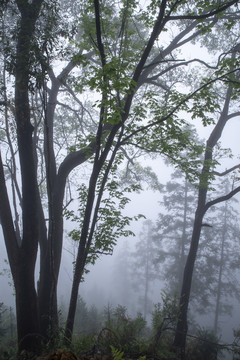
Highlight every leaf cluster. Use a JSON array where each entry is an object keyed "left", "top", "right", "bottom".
[{"left": 64, "top": 156, "right": 145, "bottom": 275}]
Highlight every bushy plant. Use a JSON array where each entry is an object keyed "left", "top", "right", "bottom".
[
  {"left": 150, "top": 292, "right": 180, "bottom": 350},
  {"left": 186, "top": 327, "right": 221, "bottom": 360},
  {"left": 97, "top": 305, "right": 147, "bottom": 354},
  {"left": 232, "top": 328, "right": 240, "bottom": 360},
  {"left": 72, "top": 333, "right": 97, "bottom": 354},
  {"left": 0, "top": 304, "right": 17, "bottom": 360}
]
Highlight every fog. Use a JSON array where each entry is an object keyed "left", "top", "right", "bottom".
[
  {"left": 1, "top": 6, "right": 240, "bottom": 357},
  {"left": 1, "top": 152, "right": 240, "bottom": 358}
]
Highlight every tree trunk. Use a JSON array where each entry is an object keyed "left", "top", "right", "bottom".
[
  {"left": 173, "top": 211, "right": 204, "bottom": 358},
  {"left": 15, "top": 255, "right": 41, "bottom": 353},
  {"left": 177, "top": 178, "right": 189, "bottom": 295},
  {"left": 214, "top": 203, "right": 227, "bottom": 334},
  {"left": 143, "top": 221, "right": 151, "bottom": 319},
  {"left": 12, "top": 1, "right": 43, "bottom": 353},
  {"left": 64, "top": 165, "right": 101, "bottom": 343},
  {"left": 38, "top": 190, "right": 64, "bottom": 339},
  {"left": 173, "top": 84, "right": 233, "bottom": 358},
  {"left": 37, "top": 64, "right": 77, "bottom": 338}
]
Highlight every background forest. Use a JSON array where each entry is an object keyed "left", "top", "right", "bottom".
[{"left": 1, "top": 0, "right": 240, "bottom": 359}]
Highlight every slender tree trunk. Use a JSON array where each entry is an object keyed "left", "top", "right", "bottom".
[
  {"left": 143, "top": 243, "right": 150, "bottom": 319},
  {"left": 64, "top": 123, "right": 122, "bottom": 343},
  {"left": 173, "top": 210, "right": 205, "bottom": 358},
  {"left": 177, "top": 178, "right": 189, "bottom": 295},
  {"left": 214, "top": 203, "right": 227, "bottom": 334},
  {"left": 64, "top": 161, "right": 102, "bottom": 343},
  {"left": 143, "top": 221, "right": 152, "bottom": 319}
]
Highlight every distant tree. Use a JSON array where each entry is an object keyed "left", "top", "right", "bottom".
[
  {"left": 148, "top": 114, "right": 240, "bottom": 356},
  {"left": 88, "top": 305, "right": 102, "bottom": 334},
  {"left": 194, "top": 177, "right": 240, "bottom": 334},
  {"left": 131, "top": 220, "right": 159, "bottom": 319},
  {"left": 153, "top": 168, "right": 197, "bottom": 296},
  {"left": 73, "top": 296, "right": 89, "bottom": 335},
  {"left": 155, "top": 169, "right": 240, "bottom": 331},
  {"left": 74, "top": 296, "right": 102, "bottom": 335},
  {"left": 110, "top": 241, "right": 133, "bottom": 311}
]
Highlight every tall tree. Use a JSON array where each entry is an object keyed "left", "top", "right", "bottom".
[
  {"left": 153, "top": 168, "right": 197, "bottom": 296},
  {"left": 131, "top": 220, "right": 158, "bottom": 319},
  {"left": 0, "top": 0, "right": 46, "bottom": 352},
  {"left": 173, "top": 55, "right": 240, "bottom": 358},
  {"left": 153, "top": 168, "right": 240, "bottom": 334}
]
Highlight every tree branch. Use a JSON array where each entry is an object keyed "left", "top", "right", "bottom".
[
  {"left": 122, "top": 67, "right": 240, "bottom": 145},
  {"left": 138, "top": 18, "right": 217, "bottom": 87},
  {"left": 204, "top": 185, "right": 240, "bottom": 213},
  {"left": 168, "top": 0, "right": 238, "bottom": 20},
  {"left": 226, "top": 111, "right": 240, "bottom": 120},
  {"left": 0, "top": 151, "right": 19, "bottom": 276},
  {"left": 143, "top": 57, "right": 222, "bottom": 87},
  {"left": 213, "top": 164, "right": 240, "bottom": 176},
  {"left": 93, "top": 0, "right": 106, "bottom": 67}
]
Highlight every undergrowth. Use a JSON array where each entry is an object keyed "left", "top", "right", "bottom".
[{"left": 1, "top": 297, "right": 239, "bottom": 359}]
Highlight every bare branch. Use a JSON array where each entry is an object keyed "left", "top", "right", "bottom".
[
  {"left": 226, "top": 111, "right": 240, "bottom": 120},
  {"left": 138, "top": 18, "right": 216, "bottom": 86},
  {"left": 143, "top": 56, "right": 223, "bottom": 87},
  {"left": 213, "top": 164, "right": 240, "bottom": 176},
  {"left": 204, "top": 185, "right": 240, "bottom": 213}
]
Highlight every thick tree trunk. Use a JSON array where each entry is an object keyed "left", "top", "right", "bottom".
[
  {"left": 1, "top": 151, "right": 40, "bottom": 354},
  {"left": 37, "top": 65, "right": 76, "bottom": 338},
  {"left": 38, "top": 191, "right": 64, "bottom": 338},
  {"left": 12, "top": 1, "right": 44, "bottom": 353},
  {"left": 15, "top": 256, "right": 41, "bottom": 353}
]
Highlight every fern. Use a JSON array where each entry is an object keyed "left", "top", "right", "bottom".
[{"left": 110, "top": 345, "right": 124, "bottom": 360}]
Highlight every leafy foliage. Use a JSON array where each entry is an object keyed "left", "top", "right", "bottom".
[
  {"left": 65, "top": 171, "right": 144, "bottom": 274},
  {"left": 99, "top": 305, "right": 147, "bottom": 354},
  {"left": 0, "top": 304, "right": 16, "bottom": 360}
]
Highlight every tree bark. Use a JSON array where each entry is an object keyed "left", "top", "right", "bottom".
[{"left": 9, "top": 1, "right": 43, "bottom": 352}]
